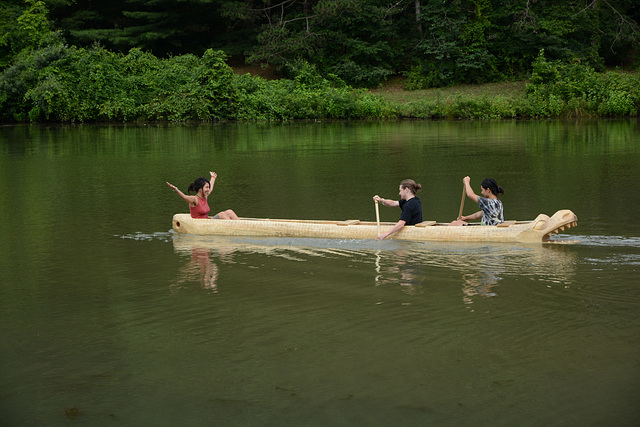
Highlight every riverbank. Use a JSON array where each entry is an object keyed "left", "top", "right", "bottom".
[
  {"left": 370, "top": 65, "right": 637, "bottom": 120},
  {"left": 232, "top": 64, "right": 529, "bottom": 104},
  {"left": 1, "top": 44, "right": 637, "bottom": 123},
  {"left": 232, "top": 62, "right": 637, "bottom": 121}
]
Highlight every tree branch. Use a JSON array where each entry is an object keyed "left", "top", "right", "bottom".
[{"left": 574, "top": 0, "right": 639, "bottom": 53}]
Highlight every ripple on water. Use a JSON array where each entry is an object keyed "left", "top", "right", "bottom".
[
  {"left": 551, "top": 234, "right": 640, "bottom": 248},
  {"left": 115, "top": 231, "right": 174, "bottom": 242}
]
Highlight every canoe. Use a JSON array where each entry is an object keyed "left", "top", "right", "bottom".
[{"left": 172, "top": 209, "right": 577, "bottom": 243}]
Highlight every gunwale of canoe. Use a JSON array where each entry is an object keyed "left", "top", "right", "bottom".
[{"left": 172, "top": 209, "right": 577, "bottom": 243}]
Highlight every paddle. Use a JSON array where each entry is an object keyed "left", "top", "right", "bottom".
[
  {"left": 374, "top": 198, "right": 381, "bottom": 235},
  {"left": 457, "top": 184, "right": 466, "bottom": 220}
]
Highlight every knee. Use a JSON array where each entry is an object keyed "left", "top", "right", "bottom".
[{"left": 218, "top": 210, "right": 237, "bottom": 220}]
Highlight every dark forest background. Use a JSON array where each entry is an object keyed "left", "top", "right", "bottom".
[{"left": 3, "top": 0, "right": 638, "bottom": 87}]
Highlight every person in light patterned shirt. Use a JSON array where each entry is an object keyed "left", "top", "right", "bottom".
[{"left": 450, "top": 177, "right": 504, "bottom": 226}]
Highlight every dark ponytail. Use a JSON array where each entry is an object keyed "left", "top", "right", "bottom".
[
  {"left": 188, "top": 177, "right": 209, "bottom": 194},
  {"left": 481, "top": 178, "right": 504, "bottom": 196}
]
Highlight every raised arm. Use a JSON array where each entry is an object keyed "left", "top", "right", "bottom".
[
  {"left": 204, "top": 172, "right": 217, "bottom": 197},
  {"left": 463, "top": 176, "right": 479, "bottom": 203},
  {"left": 373, "top": 195, "right": 400, "bottom": 208},
  {"left": 167, "top": 182, "right": 197, "bottom": 206}
]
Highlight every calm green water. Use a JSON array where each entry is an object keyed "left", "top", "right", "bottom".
[{"left": 1, "top": 121, "right": 639, "bottom": 426}]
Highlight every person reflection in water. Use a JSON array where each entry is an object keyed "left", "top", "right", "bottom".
[
  {"left": 171, "top": 248, "right": 219, "bottom": 292},
  {"left": 167, "top": 171, "right": 239, "bottom": 220},
  {"left": 373, "top": 179, "right": 423, "bottom": 240}
]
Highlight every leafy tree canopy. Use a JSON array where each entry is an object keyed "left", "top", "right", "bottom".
[
  {"left": 0, "top": 0, "right": 54, "bottom": 68},
  {"left": 2, "top": 0, "right": 639, "bottom": 87}
]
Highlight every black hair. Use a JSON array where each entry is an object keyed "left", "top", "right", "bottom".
[
  {"left": 188, "top": 177, "right": 209, "bottom": 194},
  {"left": 481, "top": 178, "right": 504, "bottom": 196}
]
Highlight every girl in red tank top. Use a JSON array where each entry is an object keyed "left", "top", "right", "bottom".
[
  {"left": 167, "top": 171, "right": 239, "bottom": 220},
  {"left": 189, "top": 196, "right": 210, "bottom": 218}
]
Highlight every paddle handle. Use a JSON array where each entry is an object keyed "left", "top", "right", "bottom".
[
  {"left": 375, "top": 200, "right": 381, "bottom": 235},
  {"left": 457, "top": 185, "right": 466, "bottom": 220}
]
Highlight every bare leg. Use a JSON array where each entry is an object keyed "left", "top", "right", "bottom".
[
  {"left": 217, "top": 209, "right": 239, "bottom": 220},
  {"left": 225, "top": 209, "right": 239, "bottom": 220}
]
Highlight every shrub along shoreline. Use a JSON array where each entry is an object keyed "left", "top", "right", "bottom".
[{"left": 1, "top": 43, "right": 638, "bottom": 123}]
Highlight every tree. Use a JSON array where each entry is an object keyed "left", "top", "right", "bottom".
[
  {"left": 49, "top": 0, "right": 245, "bottom": 57},
  {"left": 408, "top": 0, "right": 639, "bottom": 88},
  {"left": 494, "top": 0, "right": 639, "bottom": 71},
  {"left": 240, "top": 0, "right": 415, "bottom": 86},
  {"left": 408, "top": 0, "right": 498, "bottom": 88},
  {"left": 0, "top": 0, "right": 53, "bottom": 69}
]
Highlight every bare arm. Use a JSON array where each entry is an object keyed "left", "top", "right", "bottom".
[
  {"left": 463, "top": 176, "right": 479, "bottom": 203},
  {"left": 204, "top": 172, "right": 217, "bottom": 197},
  {"left": 373, "top": 195, "right": 400, "bottom": 208},
  {"left": 460, "top": 211, "right": 482, "bottom": 222},
  {"left": 167, "top": 182, "right": 197, "bottom": 206},
  {"left": 377, "top": 219, "right": 406, "bottom": 240}
]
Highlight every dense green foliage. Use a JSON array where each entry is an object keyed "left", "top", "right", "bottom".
[
  {"left": 0, "top": 38, "right": 395, "bottom": 122},
  {"left": 0, "top": 0, "right": 638, "bottom": 122},
  {"left": 525, "top": 50, "right": 640, "bottom": 117},
  {"left": 38, "top": 0, "right": 640, "bottom": 87},
  {"left": 2, "top": 37, "right": 637, "bottom": 122},
  {"left": 0, "top": 0, "right": 52, "bottom": 69}
]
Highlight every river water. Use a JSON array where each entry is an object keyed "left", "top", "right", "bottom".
[{"left": 1, "top": 120, "right": 639, "bottom": 425}]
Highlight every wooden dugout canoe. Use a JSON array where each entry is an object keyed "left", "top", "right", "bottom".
[{"left": 172, "top": 209, "right": 577, "bottom": 243}]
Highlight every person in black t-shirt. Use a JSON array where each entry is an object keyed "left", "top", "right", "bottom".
[{"left": 373, "top": 179, "right": 423, "bottom": 240}]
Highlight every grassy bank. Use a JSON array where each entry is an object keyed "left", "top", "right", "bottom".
[
  {"left": 371, "top": 79, "right": 527, "bottom": 104},
  {"left": 367, "top": 80, "right": 531, "bottom": 120},
  {"left": 367, "top": 63, "right": 638, "bottom": 120}
]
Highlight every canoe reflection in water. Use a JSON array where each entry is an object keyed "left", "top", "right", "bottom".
[
  {"left": 374, "top": 249, "right": 504, "bottom": 300},
  {"left": 418, "top": 242, "right": 577, "bottom": 305},
  {"left": 374, "top": 250, "right": 426, "bottom": 296},
  {"left": 461, "top": 270, "right": 502, "bottom": 304},
  {"left": 171, "top": 234, "right": 577, "bottom": 302},
  {"left": 373, "top": 249, "right": 502, "bottom": 301}
]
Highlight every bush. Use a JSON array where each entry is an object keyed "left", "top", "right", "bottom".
[
  {"left": 232, "top": 63, "right": 393, "bottom": 121},
  {"left": 0, "top": 45, "right": 241, "bottom": 122},
  {"left": 526, "top": 50, "right": 640, "bottom": 117},
  {"left": 2, "top": 41, "right": 636, "bottom": 123}
]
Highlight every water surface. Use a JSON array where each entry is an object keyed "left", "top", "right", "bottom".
[{"left": 1, "top": 121, "right": 639, "bottom": 425}]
